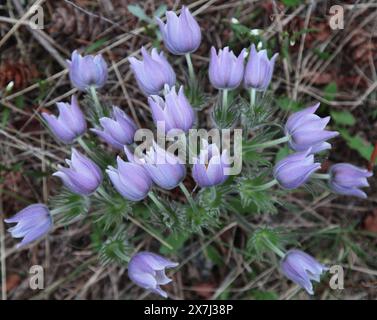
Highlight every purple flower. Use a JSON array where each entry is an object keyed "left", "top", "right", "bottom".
[
  {"left": 281, "top": 249, "right": 328, "bottom": 295},
  {"left": 128, "top": 251, "right": 178, "bottom": 298},
  {"left": 42, "top": 95, "right": 86, "bottom": 144},
  {"left": 139, "top": 142, "right": 186, "bottom": 190},
  {"left": 157, "top": 6, "right": 201, "bottom": 55},
  {"left": 244, "top": 44, "right": 278, "bottom": 91},
  {"left": 209, "top": 47, "right": 246, "bottom": 90},
  {"left": 53, "top": 148, "right": 102, "bottom": 195},
  {"left": 4, "top": 204, "right": 53, "bottom": 248},
  {"left": 274, "top": 149, "right": 320, "bottom": 189},
  {"left": 106, "top": 148, "right": 152, "bottom": 201},
  {"left": 329, "top": 163, "right": 373, "bottom": 198},
  {"left": 192, "top": 140, "right": 229, "bottom": 187},
  {"left": 67, "top": 50, "right": 108, "bottom": 91},
  {"left": 91, "top": 106, "right": 137, "bottom": 149},
  {"left": 285, "top": 103, "right": 339, "bottom": 153},
  {"left": 148, "top": 85, "right": 195, "bottom": 133},
  {"left": 129, "top": 47, "right": 176, "bottom": 95}
]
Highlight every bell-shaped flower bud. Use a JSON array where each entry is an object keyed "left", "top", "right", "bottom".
[
  {"left": 192, "top": 140, "right": 229, "bottom": 187},
  {"left": 244, "top": 44, "right": 278, "bottom": 91},
  {"left": 329, "top": 163, "right": 373, "bottom": 198},
  {"left": 129, "top": 47, "right": 176, "bottom": 95},
  {"left": 280, "top": 249, "right": 328, "bottom": 295},
  {"left": 273, "top": 149, "right": 320, "bottom": 189},
  {"left": 139, "top": 142, "right": 186, "bottom": 190},
  {"left": 209, "top": 47, "right": 246, "bottom": 90},
  {"left": 67, "top": 50, "right": 108, "bottom": 91},
  {"left": 42, "top": 95, "right": 86, "bottom": 144},
  {"left": 157, "top": 6, "right": 201, "bottom": 55},
  {"left": 4, "top": 204, "right": 53, "bottom": 248},
  {"left": 128, "top": 251, "right": 178, "bottom": 298},
  {"left": 106, "top": 147, "right": 153, "bottom": 201},
  {"left": 91, "top": 106, "right": 137, "bottom": 149},
  {"left": 53, "top": 148, "right": 102, "bottom": 195},
  {"left": 148, "top": 85, "right": 195, "bottom": 133},
  {"left": 285, "top": 103, "right": 339, "bottom": 153}
]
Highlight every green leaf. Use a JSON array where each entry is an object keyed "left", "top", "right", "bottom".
[
  {"left": 330, "top": 110, "right": 356, "bottom": 126},
  {"left": 127, "top": 5, "right": 152, "bottom": 23},
  {"left": 324, "top": 82, "right": 337, "bottom": 102},
  {"left": 160, "top": 233, "right": 189, "bottom": 255},
  {"left": 205, "top": 245, "right": 224, "bottom": 266},
  {"left": 281, "top": 0, "right": 303, "bottom": 7},
  {"left": 85, "top": 38, "right": 108, "bottom": 54},
  {"left": 276, "top": 97, "right": 302, "bottom": 112},
  {"left": 275, "top": 145, "right": 290, "bottom": 162},
  {"left": 154, "top": 4, "right": 167, "bottom": 18},
  {"left": 250, "top": 290, "right": 279, "bottom": 300},
  {"left": 338, "top": 128, "right": 374, "bottom": 161}
]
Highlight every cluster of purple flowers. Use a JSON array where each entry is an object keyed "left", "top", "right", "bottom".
[{"left": 3, "top": 5, "right": 373, "bottom": 299}]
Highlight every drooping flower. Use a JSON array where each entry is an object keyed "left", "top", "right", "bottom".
[
  {"left": 280, "top": 249, "right": 328, "bottom": 295},
  {"left": 129, "top": 47, "right": 176, "bottom": 95},
  {"left": 91, "top": 106, "right": 137, "bottom": 149},
  {"left": 285, "top": 103, "right": 339, "bottom": 153},
  {"left": 273, "top": 149, "right": 320, "bottom": 189},
  {"left": 192, "top": 140, "right": 229, "bottom": 187},
  {"left": 244, "top": 44, "right": 278, "bottom": 91},
  {"left": 4, "top": 204, "right": 53, "bottom": 248},
  {"left": 156, "top": 6, "right": 201, "bottom": 55},
  {"left": 209, "top": 47, "right": 246, "bottom": 90},
  {"left": 128, "top": 251, "right": 179, "bottom": 298},
  {"left": 67, "top": 50, "right": 108, "bottom": 91},
  {"left": 106, "top": 147, "right": 152, "bottom": 201},
  {"left": 53, "top": 148, "right": 102, "bottom": 195},
  {"left": 139, "top": 142, "right": 186, "bottom": 190},
  {"left": 329, "top": 163, "right": 373, "bottom": 198},
  {"left": 148, "top": 85, "right": 195, "bottom": 133},
  {"left": 42, "top": 95, "right": 86, "bottom": 144}
]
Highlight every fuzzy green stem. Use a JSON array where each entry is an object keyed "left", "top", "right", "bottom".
[
  {"left": 179, "top": 182, "right": 198, "bottom": 212},
  {"left": 311, "top": 173, "right": 331, "bottom": 180},
  {"left": 222, "top": 89, "right": 228, "bottom": 111},
  {"left": 77, "top": 136, "right": 92, "bottom": 155},
  {"left": 185, "top": 53, "right": 196, "bottom": 84},
  {"left": 250, "top": 88, "right": 256, "bottom": 108},
  {"left": 245, "top": 136, "right": 290, "bottom": 151},
  {"left": 148, "top": 192, "right": 169, "bottom": 213},
  {"left": 89, "top": 86, "right": 103, "bottom": 118},
  {"left": 96, "top": 186, "right": 112, "bottom": 202},
  {"left": 253, "top": 179, "right": 278, "bottom": 191},
  {"left": 127, "top": 215, "right": 173, "bottom": 250},
  {"left": 264, "top": 237, "right": 286, "bottom": 258}
]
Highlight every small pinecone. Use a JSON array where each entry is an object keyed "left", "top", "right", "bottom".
[
  {"left": 0, "top": 61, "right": 38, "bottom": 91},
  {"left": 48, "top": 4, "right": 108, "bottom": 41}
]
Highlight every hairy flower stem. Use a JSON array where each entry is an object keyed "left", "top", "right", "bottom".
[
  {"left": 245, "top": 136, "right": 290, "bottom": 151},
  {"left": 254, "top": 179, "right": 278, "bottom": 191},
  {"left": 89, "top": 86, "right": 103, "bottom": 118},
  {"left": 96, "top": 186, "right": 113, "bottom": 202},
  {"left": 222, "top": 89, "right": 228, "bottom": 111},
  {"left": 127, "top": 215, "right": 173, "bottom": 250},
  {"left": 185, "top": 53, "right": 196, "bottom": 84},
  {"left": 77, "top": 136, "right": 92, "bottom": 155},
  {"left": 250, "top": 88, "right": 256, "bottom": 108},
  {"left": 263, "top": 237, "right": 286, "bottom": 258},
  {"left": 311, "top": 173, "right": 331, "bottom": 180},
  {"left": 148, "top": 192, "right": 169, "bottom": 213},
  {"left": 179, "top": 182, "right": 199, "bottom": 213}
]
